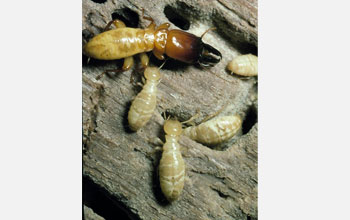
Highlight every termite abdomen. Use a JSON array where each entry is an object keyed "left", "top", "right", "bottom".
[
  {"left": 127, "top": 67, "right": 161, "bottom": 131},
  {"left": 227, "top": 54, "right": 258, "bottom": 76},
  {"left": 182, "top": 115, "right": 242, "bottom": 146}
]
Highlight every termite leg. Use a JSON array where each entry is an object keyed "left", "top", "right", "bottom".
[
  {"left": 113, "top": 20, "right": 126, "bottom": 28},
  {"left": 122, "top": 56, "right": 134, "bottom": 71},
  {"left": 140, "top": 8, "right": 157, "bottom": 30},
  {"left": 182, "top": 110, "right": 201, "bottom": 127},
  {"left": 156, "top": 23, "right": 170, "bottom": 31},
  {"left": 237, "top": 75, "right": 252, "bottom": 80},
  {"left": 96, "top": 68, "right": 123, "bottom": 80},
  {"left": 147, "top": 22, "right": 156, "bottom": 30},
  {"left": 153, "top": 50, "right": 165, "bottom": 60},
  {"left": 141, "top": 8, "right": 154, "bottom": 23},
  {"left": 103, "top": 19, "right": 126, "bottom": 32},
  {"left": 200, "top": 104, "right": 228, "bottom": 123},
  {"left": 95, "top": 56, "right": 134, "bottom": 80},
  {"left": 139, "top": 53, "right": 149, "bottom": 68},
  {"left": 146, "top": 137, "right": 164, "bottom": 157}
]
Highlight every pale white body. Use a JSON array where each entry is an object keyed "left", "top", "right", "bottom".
[
  {"left": 128, "top": 67, "right": 161, "bottom": 131},
  {"left": 227, "top": 54, "right": 258, "bottom": 76},
  {"left": 159, "top": 120, "right": 185, "bottom": 201},
  {"left": 183, "top": 115, "right": 242, "bottom": 146}
]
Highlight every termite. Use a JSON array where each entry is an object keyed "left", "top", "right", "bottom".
[
  {"left": 227, "top": 54, "right": 258, "bottom": 76},
  {"left": 182, "top": 114, "right": 242, "bottom": 146},
  {"left": 83, "top": 10, "right": 222, "bottom": 76},
  {"left": 127, "top": 66, "right": 161, "bottom": 131},
  {"left": 159, "top": 118, "right": 185, "bottom": 202}
]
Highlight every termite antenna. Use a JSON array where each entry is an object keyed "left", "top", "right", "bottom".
[
  {"left": 181, "top": 110, "right": 201, "bottom": 125},
  {"left": 158, "top": 59, "right": 167, "bottom": 70},
  {"left": 96, "top": 71, "right": 105, "bottom": 80},
  {"left": 162, "top": 111, "right": 170, "bottom": 121},
  {"left": 201, "top": 27, "right": 216, "bottom": 39},
  {"left": 141, "top": 8, "right": 154, "bottom": 23}
]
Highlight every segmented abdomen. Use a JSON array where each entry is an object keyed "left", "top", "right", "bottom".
[
  {"left": 159, "top": 142, "right": 185, "bottom": 201},
  {"left": 127, "top": 84, "right": 157, "bottom": 131},
  {"left": 183, "top": 115, "right": 242, "bottom": 145},
  {"left": 227, "top": 54, "right": 258, "bottom": 76},
  {"left": 83, "top": 28, "right": 153, "bottom": 60}
]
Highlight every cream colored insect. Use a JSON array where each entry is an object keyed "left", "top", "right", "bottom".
[
  {"left": 227, "top": 54, "right": 258, "bottom": 76},
  {"left": 159, "top": 119, "right": 185, "bottom": 202},
  {"left": 182, "top": 115, "right": 242, "bottom": 146},
  {"left": 127, "top": 67, "right": 161, "bottom": 131}
]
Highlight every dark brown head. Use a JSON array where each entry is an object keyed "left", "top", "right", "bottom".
[{"left": 164, "top": 30, "right": 222, "bottom": 66}]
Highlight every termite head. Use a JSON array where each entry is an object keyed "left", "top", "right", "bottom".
[
  {"left": 144, "top": 67, "right": 161, "bottom": 81},
  {"left": 164, "top": 30, "right": 222, "bottom": 66},
  {"left": 164, "top": 119, "right": 183, "bottom": 136}
]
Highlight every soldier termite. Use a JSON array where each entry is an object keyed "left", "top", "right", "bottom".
[
  {"left": 83, "top": 9, "right": 222, "bottom": 79},
  {"left": 158, "top": 118, "right": 186, "bottom": 202},
  {"left": 227, "top": 54, "right": 258, "bottom": 77},
  {"left": 127, "top": 66, "right": 162, "bottom": 131},
  {"left": 182, "top": 114, "right": 242, "bottom": 146}
]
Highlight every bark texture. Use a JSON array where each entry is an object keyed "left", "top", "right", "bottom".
[{"left": 83, "top": 0, "right": 258, "bottom": 219}]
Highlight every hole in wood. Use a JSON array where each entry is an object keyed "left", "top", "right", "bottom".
[
  {"left": 111, "top": 8, "right": 139, "bottom": 28},
  {"left": 164, "top": 5, "right": 190, "bottom": 30},
  {"left": 83, "top": 176, "right": 138, "bottom": 220},
  {"left": 242, "top": 106, "right": 257, "bottom": 134},
  {"left": 90, "top": 0, "right": 107, "bottom": 3}
]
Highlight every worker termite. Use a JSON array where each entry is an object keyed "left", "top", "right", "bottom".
[
  {"left": 83, "top": 10, "right": 222, "bottom": 76},
  {"left": 127, "top": 66, "right": 161, "bottom": 131},
  {"left": 227, "top": 54, "right": 258, "bottom": 77},
  {"left": 158, "top": 118, "right": 186, "bottom": 202},
  {"left": 182, "top": 114, "right": 242, "bottom": 146}
]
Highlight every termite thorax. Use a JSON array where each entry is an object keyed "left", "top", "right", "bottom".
[{"left": 164, "top": 135, "right": 180, "bottom": 146}]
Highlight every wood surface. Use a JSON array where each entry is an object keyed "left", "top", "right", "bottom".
[{"left": 82, "top": 0, "right": 258, "bottom": 219}]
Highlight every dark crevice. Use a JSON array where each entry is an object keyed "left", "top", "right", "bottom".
[
  {"left": 213, "top": 12, "right": 257, "bottom": 55},
  {"left": 164, "top": 5, "right": 190, "bottom": 30},
  {"left": 82, "top": 29, "right": 94, "bottom": 43},
  {"left": 247, "top": 215, "right": 257, "bottom": 220},
  {"left": 212, "top": 188, "right": 229, "bottom": 199},
  {"left": 242, "top": 106, "right": 257, "bottom": 134},
  {"left": 83, "top": 176, "right": 140, "bottom": 220},
  {"left": 149, "top": 54, "right": 190, "bottom": 71},
  {"left": 83, "top": 85, "right": 105, "bottom": 154},
  {"left": 151, "top": 151, "right": 171, "bottom": 206},
  {"left": 122, "top": 101, "right": 135, "bottom": 134},
  {"left": 90, "top": 0, "right": 107, "bottom": 4},
  {"left": 111, "top": 8, "right": 139, "bottom": 28}
]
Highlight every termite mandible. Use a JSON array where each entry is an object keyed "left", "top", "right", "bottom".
[{"left": 83, "top": 10, "right": 222, "bottom": 75}]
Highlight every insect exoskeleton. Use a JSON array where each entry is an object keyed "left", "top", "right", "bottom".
[
  {"left": 182, "top": 115, "right": 242, "bottom": 146},
  {"left": 127, "top": 67, "right": 161, "bottom": 131},
  {"left": 83, "top": 11, "right": 222, "bottom": 74},
  {"left": 227, "top": 54, "right": 258, "bottom": 76},
  {"left": 159, "top": 119, "right": 185, "bottom": 202}
]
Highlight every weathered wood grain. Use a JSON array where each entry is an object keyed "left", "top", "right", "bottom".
[{"left": 83, "top": 0, "right": 257, "bottom": 219}]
